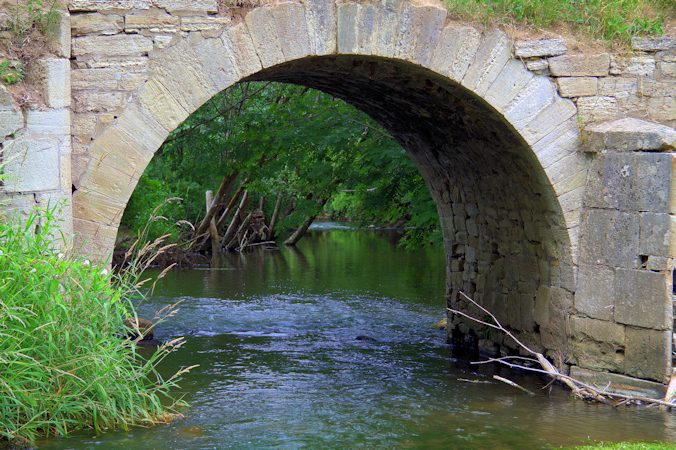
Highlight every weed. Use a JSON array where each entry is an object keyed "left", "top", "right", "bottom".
[
  {"left": 444, "top": 0, "right": 675, "bottom": 47},
  {"left": 0, "top": 205, "right": 190, "bottom": 443},
  {"left": 0, "top": 60, "right": 23, "bottom": 84}
]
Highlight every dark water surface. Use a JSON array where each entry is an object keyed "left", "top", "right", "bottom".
[{"left": 38, "top": 226, "right": 676, "bottom": 449}]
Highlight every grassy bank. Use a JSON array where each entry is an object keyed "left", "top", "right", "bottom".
[
  {"left": 0, "top": 208, "right": 188, "bottom": 444},
  {"left": 445, "top": 0, "right": 675, "bottom": 45},
  {"left": 564, "top": 443, "right": 676, "bottom": 449}
]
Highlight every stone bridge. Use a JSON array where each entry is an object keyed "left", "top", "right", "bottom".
[{"left": 2, "top": 0, "right": 676, "bottom": 392}]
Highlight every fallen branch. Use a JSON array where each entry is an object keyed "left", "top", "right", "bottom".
[
  {"left": 448, "top": 291, "right": 676, "bottom": 409},
  {"left": 493, "top": 375, "right": 534, "bottom": 395}
]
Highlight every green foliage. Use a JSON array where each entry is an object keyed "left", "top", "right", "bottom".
[
  {"left": 445, "top": 0, "right": 674, "bottom": 45},
  {"left": 0, "top": 207, "right": 187, "bottom": 443},
  {"left": 122, "top": 176, "right": 186, "bottom": 242},
  {"left": 562, "top": 442, "right": 676, "bottom": 450},
  {"left": 124, "top": 82, "right": 441, "bottom": 249},
  {"left": 7, "top": 0, "right": 59, "bottom": 39},
  {"left": 0, "top": 61, "right": 23, "bottom": 84}
]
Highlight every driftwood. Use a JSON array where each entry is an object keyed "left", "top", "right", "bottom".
[
  {"left": 267, "top": 192, "right": 283, "bottom": 240},
  {"left": 448, "top": 291, "right": 676, "bottom": 409},
  {"left": 205, "top": 190, "right": 221, "bottom": 252},
  {"left": 193, "top": 171, "right": 238, "bottom": 239}
]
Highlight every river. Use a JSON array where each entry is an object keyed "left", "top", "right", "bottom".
[{"left": 37, "top": 225, "right": 676, "bottom": 449}]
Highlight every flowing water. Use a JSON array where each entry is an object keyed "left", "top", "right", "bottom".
[{"left": 38, "top": 225, "right": 676, "bottom": 449}]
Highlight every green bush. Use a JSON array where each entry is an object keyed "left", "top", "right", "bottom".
[{"left": 0, "top": 208, "right": 188, "bottom": 443}]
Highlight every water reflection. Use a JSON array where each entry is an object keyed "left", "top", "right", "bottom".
[{"left": 36, "top": 226, "right": 676, "bottom": 449}]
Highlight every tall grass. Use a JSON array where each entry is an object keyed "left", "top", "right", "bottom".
[
  {"left": 445, "top": 0, "right": 674, "bottom": 45},
  {"left": 0, "top": 207, "right": 189, "bottom": 443}
]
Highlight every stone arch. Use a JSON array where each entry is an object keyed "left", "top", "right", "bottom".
[{"left": 72, "top": 0, "right": 588, "bottom": 356}]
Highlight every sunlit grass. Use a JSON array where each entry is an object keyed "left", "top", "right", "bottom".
[
  {"left": 444, "top": 0, "right": 675, "bottom": 46},
  {"left": 562, "top": 442, "right": 676, "bottom": 449},
  {"left": 0, "top": 207, "right": 188, "bottom": 443}
]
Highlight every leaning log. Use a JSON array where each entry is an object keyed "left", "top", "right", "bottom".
[{"left": 193, "top": 171, "right": 238, "bottom": 239}]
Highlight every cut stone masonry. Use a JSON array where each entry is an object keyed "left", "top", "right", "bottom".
[{"left": 1, "top": 0, "right": 676, "bottom": 393}]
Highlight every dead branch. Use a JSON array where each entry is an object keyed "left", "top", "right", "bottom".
[{"left": 448, "top": 291, "right": 676, "bottom": 409}]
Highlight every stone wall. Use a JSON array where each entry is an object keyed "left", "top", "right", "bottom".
[{"left": 0, "top": 9, "right": 72, "bottom": 243}]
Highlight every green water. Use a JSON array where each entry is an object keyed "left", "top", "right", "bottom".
[{"left": 37, "top": 225, "right": 676, "bottom": 449}]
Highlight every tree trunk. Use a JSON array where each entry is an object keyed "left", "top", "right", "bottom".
[
  {"left": 193, "top": 171, "right": 238, "bottom": 238},
  {"left": 283, "top": 198, "right": 327, "bottom": 246},
  {"left": 205, "top": 190, "right": 221, "bottom": 253},
  {"left": 216, "top": 181, "right": 247, "bottom": 230},
  {"left": 221, "top": 191, "right": 249, "bottom": 248},
  {"left": 266, "top": 192, "right": 283, "bottom": 240},
  {"left": 226, "top": 210, "right": 254, "bottom": 250},
  {"left": 283, "top": 214, "right": 316, "bottom": 246}
]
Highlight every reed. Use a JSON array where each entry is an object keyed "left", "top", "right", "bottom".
[{"left": 0, "top": 207, "right": 188, "bottom": 443}]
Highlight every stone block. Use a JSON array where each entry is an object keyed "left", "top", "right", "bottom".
[
  {"left": 49, "top": 10, "right": 71, "bottom": 59},
  {"left": 112, "top": 101, "right": 168, "bottom": 158},
  {"left": 575, "top": 264, "right": 614, "bottom": 321},
  {"left": 521, "top": 97, "right": 577, "bottom": 145},
  {"left": 71, "top": 68, "right": 117, "bottom": 91},
  {"left": 154, "top": 0, "right": 218, "bottom": 13},
  {"left": 34, "top": 58, "right": 70, "bottom": 108},
  {"left": 246, "top": 6, "right": 286, "bottom": 68},
  {"left": 75, "top": 56, "right": 149, "bottom": 71},
  {"left": 25, "top": 108, "right": 70, "bottom": 135},
  {"left": 526, "top": 58, "right": 548, "bottom": 72},
  {"left": 73, "top": 190, "right": 126, "bottom": 226},
  {"left": 222, "top": 24, "right": 262, "bottom": 80},
  {"left": 647, "top": 256, "right": 674, "bottom": 271},
  {"left": 87, "top": 124, "right": 154, "bottom": 179},
  {"left": 504, "top": 76, "right": 556, "bottom": 130},
  {"left": 534, "top": 285, "right": 550, "bottom": 326},
  {"left": 483, "top": 59, "right": 533, "bottom": 112},
  {"left": 658, "top": 61, "right": 676, "bottom": 77},
  {"left": 180, "top": 16, "right": 231, "bottom": 32},
  {"left": 570, "top": 338, "right": 625, "bottom": 373},
  {"left": 151, "top": 39, "right": 218, "bottom": 113},
  {"left": 570, "top": 316, "right": 625, "bottom": 347},
  {"left": 462, "top": 30, "right": 512, "bottom": 96},
  {"left": 514, "top": 38, "right": 567, "bottom": 58},
  {"left": 69, "top": 1, "right": 152, "bottom": 11},
  {"left": 125, "top": 13, "right": 179, "bottom": 33},
  {"left": 72, "top": 35, "right": 153, "bottom": 57},
  {"left": 137, "top": 78, "right": 189, "bottom": 132},
  {"left": 80, "top": 161, "right": 136, "bottom": 201},
  {"left": 624, "top": 328, "right": 671, "bottom": 383},
  {"left": 598, "top": 76, "right": 639, "bottom": 97},
  {"left": 640, "top": 212, "right": 676, "bottom": 257},
  {"left": 118, "top": 72, "right": 148, "bottom": 91},
  {"left": 632, "top": 36, "right": 676, "bottom": 52},
  {"left": 71, "top": 218, "right": 117, "bottom": 264},
  {"left": 430, "top": 25, "right": 481, "bottom": 83},
  {"left": 576, "top": 96, "right": 618, "bottom": 122},
  {"left": 395, "top": 2, "right": 446, "bottom": 66},
  {"left": 71, "top": 12, "right": 123, "bottom": 36},
  {"left": 2, "top": 137, "right": 61, "bottom": 192},
  {"left": 269, "top": 2, "right": 311, "bottom": 61},
  {"left": 556, "top": 77, "right": 597, "bottom": 98},
  {"left": 73, "top": 91, "right": 124, "bottom": 113},
  {"left": 571, "top": 366, "right": 667, "bottom": 399},
  {"left": 0, "top": 109, "right": 24, "bottom": 139},
  {"left": 583, "top": 117, "right": 676, "bottom": 152},
  {"left": 549, "top": 54, "right": 609, "bottom": 77},
  {"left": 579, "top": 209, "right": 639, "bottom": 268},
  {"left": 610, "top": 55, "right": 656, "bottom": 77},
  {"left": 615, "top": 269, "right": 671, "bottom": 330},
  {"left": 584, "top": 151, "right": 673, "bottom": 213},
  {"left": 301, "top": 0, "right": 337, "bottom": 56},
  {"left": 532, "top": 118, "right": 580, "bottom": 168}
]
